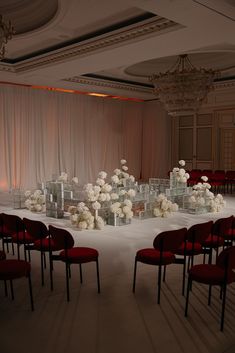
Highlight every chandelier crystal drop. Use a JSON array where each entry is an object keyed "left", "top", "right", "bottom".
[
  {"left": 149, "top": 54, "right": 219, "bottom": 116},
  {"left": 0, "top": 14, "right": 14, "bottom": 60}
]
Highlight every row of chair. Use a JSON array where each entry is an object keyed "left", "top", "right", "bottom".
[
  {"left": 0, "top": 213, "right": 100, "bottom": 307},
  {"left": 1, "top": 213, "right": 235, "bottom": 331},
  {"left": 132, "top": 215, "right": 235, "bottom": 331},
  {"left": 187, "top": 169, "right": 235, "bottom": 193}
]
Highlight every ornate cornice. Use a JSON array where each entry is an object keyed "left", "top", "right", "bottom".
[
  {"left": 64, "top": 75, "right": 153, "bottom": 95},
  {"left": 0, "top": 16, "right": 182, "bottom": 73},
  {"left": 214, "top": 79, "right": 235, "bottom": 90}
]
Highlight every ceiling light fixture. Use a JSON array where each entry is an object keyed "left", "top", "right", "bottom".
[
  {"left": 150, "top": 54, "right": 219, "bottom": 116},
  {"left": 0, "top": 14, "right": 14, "bottom": 59}
]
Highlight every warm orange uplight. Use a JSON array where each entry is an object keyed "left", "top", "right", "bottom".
[
  {"left": 0, "top": 81, "right": 144, "bottom": 102},
  {"left": 88, "top": 92, "right": 109, "bottom": 97},
  {"left": 0, "top": 180, "right": 8, "bottom": 189}
]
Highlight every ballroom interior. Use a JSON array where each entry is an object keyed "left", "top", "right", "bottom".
[{"left": 0, "top": 1, "right": 235, "bottom": 353}]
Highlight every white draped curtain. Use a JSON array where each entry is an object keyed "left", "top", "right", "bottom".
[{"left": 0, "top": 84, "right": 170, "bottom": 191}]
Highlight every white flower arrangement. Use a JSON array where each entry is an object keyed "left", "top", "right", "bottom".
[
  {"left": 189, "top": 177, "right": 226, "bottom": 212},
  {"left": 68, "top": 202, "right": 105, "bottom": 230},
  {"left": 172, "top": 160, "right": 190, "bottom": 183},
  {"left": 25, "top": 190, "right": 46, "bottom": 212},
  {"left": 110, "top": 199, "right": 134, "bottom": 219},
  {"left": 111, "top": 159, "right": 135, "bottom": 187},
  {"left": 153, "top": 193, "right": 178, "bottom": 218},
  {"left": 84, "top": 170, "right": 112, "bottom": 203}
]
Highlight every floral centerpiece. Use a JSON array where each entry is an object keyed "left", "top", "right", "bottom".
[
  {"left": 188, "top": 176, "right": 226, "bottom": 212},
  {"left": 68, "top": 202, "right": 105, "bottom": 230},
  {"left": 84, "top": 170, "right": 113, "bottom": 210},
  {"left": 172, "top": 160, "right": 190, "bottom": 184},
  {"left": 110, "top": 199, "right": 134, "bottom": 219},
  {"left": 25, "top": 190, "right": 46, "bottom": 212},
  {"left": 111, "top": 159, "right": 135, "bottom": 187},
  {"left": 153, "top": 193, "right": 178, "bottom": 218}
]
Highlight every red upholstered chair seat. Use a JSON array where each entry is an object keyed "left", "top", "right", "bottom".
[
  {"left": 11, "top": 231, "right": 35, "bottom": 244},
  {"left": 176, "top": 241, "right": 202, "bottom": 255},
  {"left": 136, "top": 248, "right": 175, "bottom": 265},
  {"left": 189, "top": 264, "right": 229, "bottom": 285},
  {"left": 34, "top": 238, "right": 64, "bottom": 251},
  {"left": 202, "top": 235, "right": 224, "bottom": 247},
  {"left": 0, "top": 259, "right": 31, "bottom": 280},
  {"left": 60, "top": 247, "right": 99, "bottom": 263}
]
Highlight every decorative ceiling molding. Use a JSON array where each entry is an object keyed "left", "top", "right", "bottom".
[
  {"left": 214, "top": 79, "right": 235, "bottom": 89},
  {"left": 64, "top": 75, "right": 153, "bottom": 95},
  {"left": 0, "top": 16, "right": 183, "bottom": 73}
]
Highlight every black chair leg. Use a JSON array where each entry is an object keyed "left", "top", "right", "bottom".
[
  {"left": 68, "top": 264, "right": 71, "bottom": 278},
  {"left": 96, "top": 259, "right": 100, "bottom": 293},
  {"left": 17, "top": 244, "right": 20, "bottom": 260},
  {"left": 49, "top": 252, "right": 53, "bottom": 291},
  {"left": 40, "top": 251, "right": 44, "bottom": 286},
  {"left": 208, "top": 285, "right": 212, "bottom": 306},
  {"left": 66, "top": 263, "right": 70, "bottom": 302},
  {"left": 221, "top": 284, "right": 227, "bottom": 332},
  {"left": 132, "top": 259, "right": 137, "bottom": 293},
  {"left": 185, "top": 277, "right": 191, "bottom": 317},
  {"left": 157, "top": 265, "right": 162, "bottom": 304},
  {"left": 11, "top": 242, "right": 14, "bottom": 255},
  {"left": 28, "top": 274, "right": 34, "bottom": 311},
  {"left": 182, "top": 258, "right": 186, "bottom": 296},
  {"left": 79, "top": 263, "right": 83, "bottom": 283}
]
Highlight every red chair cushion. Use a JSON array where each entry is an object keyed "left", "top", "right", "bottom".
[
  {"left": 202, "top": 235, "right": 224, "bottom": 247},
  {"left": 34, "top": 238, "right": 64, "bottom": 251},
  {"left": 136, "top": 248, "right": 175, "bottom": 265},
  {"left": 11, "top": 231, "right": 35, "bottom": 244},
  {"left": 0, "top": 260, "right": 31, "bottom": 280},
  {"left": 175, "top": 242, "right": 202, "bottom": 255},
  {"left": 189, "top": 264, "right": 235, "bottom": 285},
  {"left": 60, "top": 247, "right": 99, "bottom": 263},
  {"left": 0, "top": 251, "right": 6, "bottom": 260}
]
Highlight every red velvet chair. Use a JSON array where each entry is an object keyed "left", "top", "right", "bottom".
[
  {"left": 132, "top": 228, "right": 187, "bottom": 304},
  {"left": 210, "top": 216, "right": 234, "bottom": 248},
  {"left": 49, "top": 225, "right": 100, "bottom": 301},
  {"left": 0, "top": 213, "right": 15, "bottom": 255},
  {"left": 0, "top": 257, "right": 34, "bottom": 311},
  {"left": 175, "top": 221, "right": 213, "bottom": 295},
  {"left": 23, "top": 218, "right": 49, "bottom": 286},
  {"left": 1, "top": 213, "right": 25, "bottom": 259},
  {"left": 185, "top": 246, "right": 235, "bottom": 331}
]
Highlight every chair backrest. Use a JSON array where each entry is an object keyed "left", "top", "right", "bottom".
[
  {"left": 48, "top": 225, "right": 74, "bottom": 250},
  {"left": 187, "top": 221, "right": 213, "bottom": 243},
  {"left": 216, "top": 246, "right": 235, "bottom": 283},
  {"left": 23, "top": 218, "right": 48, "bottom": 240},
  {"left": 212, "top": 216, "right": 234, "bottom": 236},
  {"left": 1, "top": 213, "right": 24, "bottom": 234},
  {"left": 153, "top": 228, "right": 187, "bottom": 252}
]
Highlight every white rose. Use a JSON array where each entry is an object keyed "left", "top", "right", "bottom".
[
  {"left": 96, "top": 178, "right": 105, "bottom": 186},
  {"left": 98, "top": 171, "right": 107, "bottom": 179},
  {"left": 111, "top": 193, "right": 119, "bottom": 200},
  {"left": 114, "top": 169, "right": 121, "bottom": 175},
  {"left": 122, "top": 166, "right": 128, "bottom": 171},
  {"left": 111, "top": 175, "right": 119, "bottom": 184},
  {"left": 179, "top": 160, "right": 186, "bottom": 166},
  {"left": 127, "top": 189, "right": 136, "bottom": 198},
  {"left": 201, "top": 176, "right": 208, "bottom": 182},
  {"left": 78, "top": 221, "right": 87, "bottom": 230},
  {"left": 72, "top": 177, "right": 79, "bottom": 184},
  {"left": 92, "top": 201, "right": 101, "bottom": 210},
  {"left": 120, "top": 159, "right": 127, "bottom": 165}
]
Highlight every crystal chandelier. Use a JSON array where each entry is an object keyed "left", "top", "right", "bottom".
[
  {"left": 150, "top": 54, "right": 218, "bottom": 116},
  {"left": 0, "top": 14, "right": 14, "bottom": 59}
]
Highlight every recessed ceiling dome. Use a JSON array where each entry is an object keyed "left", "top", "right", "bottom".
[{"left": 0, "top": 0, "right": 58, "bottom": 35}]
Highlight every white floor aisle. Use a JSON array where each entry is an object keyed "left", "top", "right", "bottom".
[{"left": 0, "top": 195, "right": 235, "bottom": 353}]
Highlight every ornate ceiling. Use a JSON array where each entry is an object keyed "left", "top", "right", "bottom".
[{"left": 0, "top": 0, "right": 234, "bottom": 100}]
